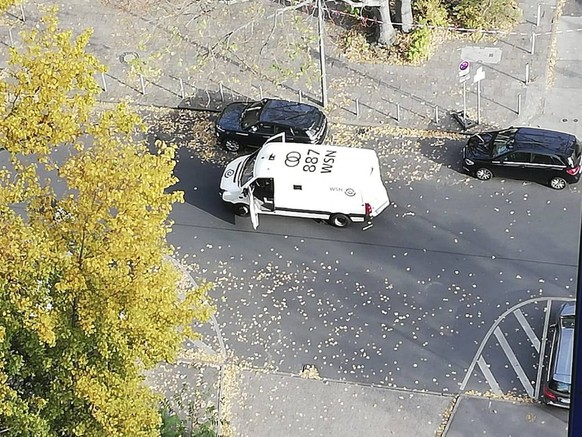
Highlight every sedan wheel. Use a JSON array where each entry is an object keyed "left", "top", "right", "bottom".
[
  {"left": 549, "top": 177, "right": 567, "bottom": 190},
  {"left": 223, "top": 139, "right": 241, "bottom": 152},
  {"left": 329, "top": 213, "right": 351, "bottom": 228},
  {"left": 475, "top": 168, "right": 493, "bottom": 181}
]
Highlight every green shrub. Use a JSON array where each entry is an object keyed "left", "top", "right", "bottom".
[
  {"left": 160, "top": 407, "right": 186, "bottom": 437},
  {"left": 405, "top": 25, "right": 432, "bottom": 63},
  {"left": 414, "top": 0, "right": 448, "bottom": 28},
  {"left": 449, "top": 0, "right": 522, "bottom": 31}
]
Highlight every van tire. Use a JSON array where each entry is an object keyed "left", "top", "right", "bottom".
[
  {"left": 234, "top": 203, "right": 250, "bottom": 217},
  {"left": 329, "top": 213, "right": 351, "bottom": 228},
  {"left": 223, "top": 139, "right": 241, "bottom": 152}
]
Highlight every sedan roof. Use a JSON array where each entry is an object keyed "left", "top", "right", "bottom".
[
  {"left": 514, "top": 127, "right": 576, "bottom": 156},
  {"left": 259, "top": 99, "right": 321, "bottom": 130}
]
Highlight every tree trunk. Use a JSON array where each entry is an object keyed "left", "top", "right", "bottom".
[
  {"left": 377, "top": 1, "right": 396, "bottom": 45},
  {"left": 395, "top": 0, "right": 413, "bottom": 33}
]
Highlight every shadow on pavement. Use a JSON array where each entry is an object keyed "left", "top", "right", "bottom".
[{"left": 417, "top": 137, "right": 466, "bottom": 174}]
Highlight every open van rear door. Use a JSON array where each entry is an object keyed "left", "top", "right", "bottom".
[{"left": 248, "top": 188, "right": 260, "bottom": 229}]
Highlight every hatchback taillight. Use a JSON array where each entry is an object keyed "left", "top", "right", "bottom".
[
  {"left": 543, "top": 385, "right": 557, "bottom": 401},
  {"left": 566, "top": 165, "right": 580, "bottom": 175},
  {"left": 365, "top": 203, "right": 372, "bottom": 216}
]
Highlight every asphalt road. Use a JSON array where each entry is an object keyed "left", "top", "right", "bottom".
[{"left": 156, "top": 111, "right": 580, "bottom": 399}]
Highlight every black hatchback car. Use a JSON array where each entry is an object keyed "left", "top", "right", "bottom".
[
  {"left": 462, "top": 127, "right": 582, "bottom": 189},
  {"left": 543, "top": 302, "right": 575, "bottom": 408},
  {"left": 215, "top": 98, "right": 327, "bottom": 152}
]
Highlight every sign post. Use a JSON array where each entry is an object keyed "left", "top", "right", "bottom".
[
  {"left": 459, "top": 60, "right": 471, "bottom": 124},
  {"left": 473, "top": 66, "right": 486, "bottom": 125}
]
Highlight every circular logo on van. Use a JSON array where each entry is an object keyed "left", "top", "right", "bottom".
[
  {"left": 225, "top": 169, "right": 234, "bottom": 178},
  {"left": 345, "top": 188, "right": 356, "bottom": 197},
  {"left": 285, "top": 151, "right": 301, "bottom": 167}
]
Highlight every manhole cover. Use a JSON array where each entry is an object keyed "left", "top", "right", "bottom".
[{"left": 119, "top": 51, "right": 139, "bottom": 64}]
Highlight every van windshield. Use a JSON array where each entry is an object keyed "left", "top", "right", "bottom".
[{"left": 240, "top": 151, "right": 258, "bottom": 186}]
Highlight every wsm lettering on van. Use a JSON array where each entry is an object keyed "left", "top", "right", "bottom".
[
  {"left": 321, "top": 150, "right": 336, "bottom": 173},
  {"left": 329, "top": 187, "right": 357, "bottom": 196}
]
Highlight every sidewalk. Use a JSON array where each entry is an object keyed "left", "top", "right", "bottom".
[
  {"left": 147, "top": 359, "right": 569, "bottom": 437},
  {"left": 9, "top": 0, "right": 577, "bottom": 436},
  {"left": 5, "top": 0, "right": 562, "bottom": 133}
]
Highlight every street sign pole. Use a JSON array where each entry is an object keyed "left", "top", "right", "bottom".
[
  {"left": 463, "top": 81, "right": 467, "bottom": 123},
  {"left": 473, "top": 67, "right": 485, "bottom": 125},
  {"left": 477, "top": 81, "right": 481, "bottom": 124},
  {"left": 458, "top": 60, "right": 470, "bottom": 125}
]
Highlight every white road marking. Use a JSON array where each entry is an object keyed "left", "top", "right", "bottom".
[
  {"left": 477, "top": 356, "right": 503, "bottom": 395},
  {"left": 494, "top": 326, "right": 534, "bottom": 397},
  {"left": 535, "top": 300, "right": 553, "bottom": 399},
  {"left": 514, "top": 308, "right": 540, "bottom": 352},
  {"left": 193, "top": 339, "right": 218, "bottom": 355},
  {"left": 461, "top": 297, "right": 575, "bottom": 392}
]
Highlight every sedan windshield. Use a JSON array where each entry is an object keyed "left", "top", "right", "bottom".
[
  {"left": 491, "top": 128, "right": 518, "bottom": 157},
  {"left": 241, "top": 101, "right": 264, "bottom": 129}
]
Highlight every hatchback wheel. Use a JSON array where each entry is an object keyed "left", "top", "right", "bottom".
[
  {"left": 549, "top": 176, "right": 567, "bottom": 190},
  {"left": 234, "top": 203, "right": 250, "bottom": 216},
  {"left": 329, "top": 213, "right": 351, "bottom": 228},
  {"left": 475, "top": 168, "right": 493, "bottom": 181},
  {"left": 223, "top": 139, "right": 241, "bottom": 152}
]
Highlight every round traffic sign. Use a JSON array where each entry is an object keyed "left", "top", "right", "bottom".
[{"left": 459, "top": 60, "right": 470, "bottom": 72}]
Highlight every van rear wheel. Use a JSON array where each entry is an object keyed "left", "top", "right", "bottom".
[
  {"left": 234, "top": 203, "right": 250, "bottom": 217},
  {"left": 329, "top": 213, "right": 351, "bottom": 228}
]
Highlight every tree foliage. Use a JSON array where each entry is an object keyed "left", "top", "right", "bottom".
[{"left": 0, "top": 8, "right": 213, "bottom": 436}]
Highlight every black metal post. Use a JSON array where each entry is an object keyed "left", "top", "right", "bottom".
[{"left": 568, "top": 211, "right": 582, "bottom": 435}]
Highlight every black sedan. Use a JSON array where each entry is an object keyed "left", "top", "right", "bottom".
[
  {"left": 215, "top": 98, "right": 327, "bottom": 152},
  {"left": 462, "top": 127, "right": 582, "bottom": 189}
]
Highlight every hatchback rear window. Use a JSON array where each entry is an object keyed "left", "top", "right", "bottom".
[
  {"left": 568, "top": 140, "right": 582, "bottom": 167},
  {"left": 549, "top": 379, "right": 571, "bottom": 394}
]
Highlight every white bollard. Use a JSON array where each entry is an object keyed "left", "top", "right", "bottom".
[{"left": 531, "top": 32, "right": 536, "bottom": 55}]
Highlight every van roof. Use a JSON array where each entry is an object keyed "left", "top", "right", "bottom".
[{"left": 253, "top": 142, "right": 379, "bottom": 180}]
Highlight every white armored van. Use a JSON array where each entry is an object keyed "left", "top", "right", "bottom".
[{"left": 219, "top": 140, "right": 389, "bottom": 229}]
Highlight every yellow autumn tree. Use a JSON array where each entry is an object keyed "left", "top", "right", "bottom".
[{"left": 0, "top": 9, "right": 213, "bottom": 437}]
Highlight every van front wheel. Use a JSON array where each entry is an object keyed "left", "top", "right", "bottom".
[
  {"left": 234, "top": 203, "right": 250, "bottom": 217},
  {"left": 329, "top": 213, "right": 351, "bottom": 228}
]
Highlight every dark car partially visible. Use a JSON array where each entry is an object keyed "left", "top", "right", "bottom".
[
  {"left": 543, "top": 302, "right": 575, "bottom": 408},
  {"left": 215, "top": 98, "right": 327, "bottom": 152},
  {"left": 462, "top": 127, "right": 582, "bottom": 189}
]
